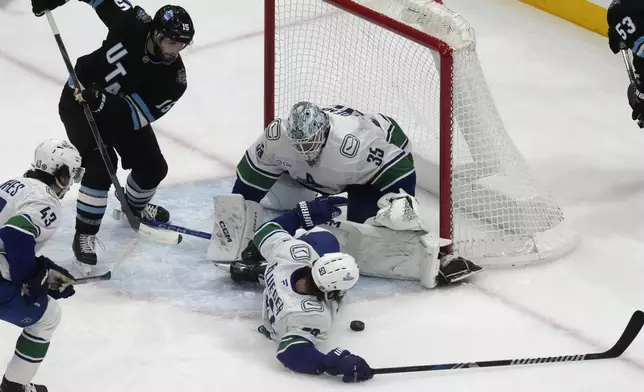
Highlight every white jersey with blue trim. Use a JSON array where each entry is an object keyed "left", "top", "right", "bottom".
[
  {"left": 237, "top": 105, "right": 415, "bottom": 196},
  {"left": 254, "top": 222, "right": 335, "bottom": 348},
  {"left": 0, "top": 177, "right": 62, "bottom": 280}
]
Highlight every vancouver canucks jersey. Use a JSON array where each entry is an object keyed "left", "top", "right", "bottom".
[
  {"left": 254, "top": 222, "right": 334, "bottom": 350},
  {"left": 71, "top": 0, "right": 187, "bottom": 131},
  {"left": 0, "top": 178, "right": 62, "bottom": 282},
  {"left": 237, "top": 105, "right": 415, "bottom": 196}
]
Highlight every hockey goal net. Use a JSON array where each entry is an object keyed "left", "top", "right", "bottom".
[{"left": 265, "top": 0, "right": 576, "bottom": 267}]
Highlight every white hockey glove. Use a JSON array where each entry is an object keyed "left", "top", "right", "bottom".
[{"left": 370, "top": 189, "right": 429, "bottom": 232}]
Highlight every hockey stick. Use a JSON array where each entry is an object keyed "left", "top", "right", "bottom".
[
  {"left": 112, "top": 209, "right": 211, "bottom": 240},
  {"left": 44, "top": 11, "right": 181, "bottom": 245},
  {"left": 620, "top": 48, "right": 644, "bottom": 128},
  {"left": 73, "top": 238, "right": 138, "bottom": 285},
  {"left": 373, "top": 310, "right": 644, "bottom": 375}
]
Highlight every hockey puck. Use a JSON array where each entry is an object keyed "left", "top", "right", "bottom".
[{"left": 350, "top": 320, "right": 365, "bottom": 331}]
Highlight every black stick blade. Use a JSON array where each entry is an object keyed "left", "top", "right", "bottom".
[
  {"left": 596, "top": 310, "right": 644, "bottom": 359},
  {"left": 373, "top": 310, "right": 644, "bottom": 376}
]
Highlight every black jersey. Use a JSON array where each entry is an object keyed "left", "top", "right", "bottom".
[
  {"left": 608, "top": 0, "right": 644, "bottom": 76},
  {"left": 72, "top": 0, "right": 187, "bottom": 131}
]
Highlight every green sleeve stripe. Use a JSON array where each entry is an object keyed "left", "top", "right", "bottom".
[
  {"left": 383, "top": 116, "right": 409, "bottom": 150},
  {"left": 369, "top": 150, "right": 407, "bottom": 185},
  {"left": 253, "top": 222, "right": 288, "bottom": 249},
  {"left": 3, "top": 215, "right": 40, "bottom": 238},
  {"left": 372, "top": 154, "right": 416, "bottom": 192},
  {"left": 245, "top": 151, "right": 282, "bottom": 179},
  {"left": 277, "top": 335, "right": 313, "bottom": 354},
  {"left": 237, "top": 154, "right": 281, "bottom": 191}
]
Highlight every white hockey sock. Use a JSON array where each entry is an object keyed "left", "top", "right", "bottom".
[{"left": 5, "top": 299, "right": 61, "bottom": 385}]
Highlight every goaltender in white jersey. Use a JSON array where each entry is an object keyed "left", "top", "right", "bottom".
[
  {"left": 210, "top": 103, "right": 482, "bottom": 288},
  {"left": 232, "top": 102, "right": 416, "bottom": 224}
]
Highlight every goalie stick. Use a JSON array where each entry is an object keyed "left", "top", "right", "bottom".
[
  {"left": 373, "top": 310, "right": 644, "bottom": 375},
  {"left": 112, "top": 209, "right": 212, "bottom": 240},
  {"left": 44, "top": 11, "right": 181, "bottom": 245},
  {"left": 73, "top": 238, "right": 138, "bottom": 285}
]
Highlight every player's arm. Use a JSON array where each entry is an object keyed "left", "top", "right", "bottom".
[
  {"left": 364, "top": 140, "right": 416, "bottom": 195},
  {"left": 232, "top": 121, "right": 285, "bottom": 202},
  {"left": 77, "top": 69, "right": 187, "bottom": 131},
  {"left": 275, "top": 315, "right": 329, "bottom": 375},
  {"left": 253, "top": 196, "right": 347, "bottom": 258},
  {"left": 276, "top": 315, "right": 372, "bottom": 382},
  {"left": 0, "top": 201, "right": 60, "bottom": 282},
  {"left": 79, "top": 0, "right": 141, "bottom": 29}
]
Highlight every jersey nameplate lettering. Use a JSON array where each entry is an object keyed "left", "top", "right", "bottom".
[{"left": 0, "top": 180, "right": 24, "bottom": 197}]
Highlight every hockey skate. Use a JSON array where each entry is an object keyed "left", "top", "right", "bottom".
[
  {"left": 112, "top": 188, "right": 170, "bottom": 224},
  {"left": 437, "top": 254, "right": 483, "bottom": 286},
  {"left": 0, "top": 376, "right": 47, "bottom": 392},
  {"left": 72, "top": 232, "right": 104, "bottom": 275}
]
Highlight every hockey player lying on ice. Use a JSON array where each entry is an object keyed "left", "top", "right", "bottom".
[{"left": 224, "top": 197, "right": 372, "bottom": 383}]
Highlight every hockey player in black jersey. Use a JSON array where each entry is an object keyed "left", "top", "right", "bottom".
[
  {"left": 31, "top": 0, "right": 195, "bottom": 269},
  {"left": 608, "top": 0, "right": 644, "bottom": 127}
]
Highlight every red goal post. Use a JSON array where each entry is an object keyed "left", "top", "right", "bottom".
[{"left": 264, "top": 0, "right": 576, "bottom": 267}]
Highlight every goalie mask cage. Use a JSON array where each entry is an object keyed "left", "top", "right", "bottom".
[{"left": 265, "top": 0, "right": 576, "bottom": 267}]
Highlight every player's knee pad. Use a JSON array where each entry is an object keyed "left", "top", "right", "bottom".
[
  {"left": 24, "top": 298, "right": 61, "bottom": 341},
  {"left": 261, "top": 174, "right": 318, "bottom": 211}
]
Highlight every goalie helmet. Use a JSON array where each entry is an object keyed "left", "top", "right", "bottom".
[
  {"left": 32, "top": 138, "right": 84, "bottom": 198},
  {"left": 287, "top": 101, "right": 330, "bottom": 165},
  {"left": 300, "top": 230, "right": 359, "bottom": 300}
]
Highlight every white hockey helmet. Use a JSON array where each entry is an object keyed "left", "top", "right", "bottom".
[
  {"left": 300, "top": 230, "right": 359, "bottom": 300},
  {"left": 311, "top": 252, "right": 359, "bottom": 300},
  {"left": 287, "top": 101, "right": 330, "bottom": 165},
  {"left": 32, "top": 138, "right": 84, "bottom": 198}
]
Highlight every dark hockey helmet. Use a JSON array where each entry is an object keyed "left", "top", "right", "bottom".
[{"left": 153, "top": 5, "right": 195, "bottom": 44}]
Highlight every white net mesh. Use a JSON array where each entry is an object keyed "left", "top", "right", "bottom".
[{"left": 269, "top": 0, "right": 576, "bottom": 266}]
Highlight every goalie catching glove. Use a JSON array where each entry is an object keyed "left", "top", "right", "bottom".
[{"left": 370, "top": 189, "right": 429, "bottom": 232}]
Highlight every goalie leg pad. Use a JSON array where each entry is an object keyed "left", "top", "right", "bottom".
[{"left": 206, "top": 195, "right": 264, "bottom": 262}]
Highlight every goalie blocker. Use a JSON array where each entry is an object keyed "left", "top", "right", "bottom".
[{"left": 207, "top": 191, "right": 481, "bottom": 288}]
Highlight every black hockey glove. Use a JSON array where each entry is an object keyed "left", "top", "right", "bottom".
[
  {"left": 31, "top": 0, "right": 69, "bottom": 17},
  {"left": 38, "top": 256, "right": 76, "bottom": 299},
  {"left": 23, "top": 262, "right": 49, "bottom": 304},
  {"left": 627, "top": 83, "right": 644, "bottom": 128},
  {"left": 295, "top": 196, "right": 347, "bottom": 230},
  {"left": 74, "top": 84, "right": 107, "bottom": 113},
  {"left": 324, "top": 348, "right": 374, "bottom": 383}
]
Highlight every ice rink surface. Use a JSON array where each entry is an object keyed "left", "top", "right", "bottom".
[{"left": 1, "top": 0, "right": 644, "bottom": 391}]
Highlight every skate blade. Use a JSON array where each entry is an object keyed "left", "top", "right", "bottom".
[
  {"left": 212, "top": 262, "right": 233, "bottom": 273},
  {"left": 449, "top": 267, "right": 484, "bottom": 284}
]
